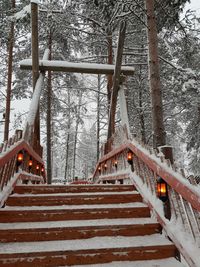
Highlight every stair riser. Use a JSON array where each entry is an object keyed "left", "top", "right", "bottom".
[
  {"left": 0, "top": 207, "right": 150, "bottom": 223},
  {"left": 0, "top": 224, "right": 161, "bottom": 242},
  {"left": 0, "top": 245, "right": 177, "bottom": 267},
  {"left": 6, "top": 194, "right": 142, "bottom": 206},
  {"left": 14, "top": 185, "right": 135, "bottom": 194}
]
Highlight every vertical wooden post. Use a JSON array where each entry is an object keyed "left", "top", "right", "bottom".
[
  {"left": 107, "top": 21, "right": 127, "bottom": 140},
  {"left": 4, "top": 0, "right": 15, "bottom": 142},
  {"left": 118, "top": 76, "right": 131, "bottom": 137},
  {"left": 31, "top": 0, "right": 40, "bottom": 153},
  {"left": 145, "top": 0, "right": 166, "bottom": 147},
  {"left": 160, "top": 146, "right": 173, "bottom": 220},
  {"left": 46, "top": 30, "right": 52, "bottom": 184}
]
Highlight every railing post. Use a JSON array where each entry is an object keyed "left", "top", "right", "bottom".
[{"left": 159, "top": 146, "right": 173, "bottom": 220}]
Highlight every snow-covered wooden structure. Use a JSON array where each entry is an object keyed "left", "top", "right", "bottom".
[{"left": 0, "top": 1, "right": 200, "bottom": 267}]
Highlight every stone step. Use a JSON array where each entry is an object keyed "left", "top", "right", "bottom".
[
  {"left": 6, "top": 191, "right": 142, "bottom": 206},
  {"left": 0, "top": 235, "right": 178, "bottom": 267},
  {"left": 14, "top": 184, "right": 135, "bottom": 194}
]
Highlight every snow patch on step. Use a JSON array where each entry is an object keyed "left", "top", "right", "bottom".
[
  {"left": 0, "top": 217, "right": 157, "bottom": 230},
  {"left": 12, "top": 191, "right": 138, "bottom": 197},
  {"left": 4, "top": 202, "right": 147, "bottom": 210},
  {"left": 0, "top": 234, "right": 172, "bottom": 254},
  {"left": 66, "top": 258, "right": 186, "bottom": 267}
]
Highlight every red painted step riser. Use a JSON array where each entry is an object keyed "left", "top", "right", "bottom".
[
  {"left": 0, "top": 207, "right": 150, "bottom": 223},
  {"left": 14, "top": 185, "right": 135, "bottom": 194},
  {"left": 6, "top": 194, "right": 142, "bottom": 206},
  {"left": 0, "top": 245, "right": 177, "bottom": 267},
  {"left": 0, "top": 223, "right": 161, "bottom": 242}
]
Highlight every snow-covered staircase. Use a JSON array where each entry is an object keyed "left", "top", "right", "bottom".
[{"left": 0, "top": 184, "right": 184, "bottom": 266}]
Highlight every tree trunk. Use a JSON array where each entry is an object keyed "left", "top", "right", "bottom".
[
  {"left": 106, "top": 31, "right": 113, "bottom": 112},
  {"left": 145, "top": 0, "right": 166, "bottom": 147},
  {"left": 64, "top": 89, "right": 71, "bottom": 181},
  {"left": 96, "top": 75, "right": 101, "bottom": 161},
  {"left": 4, "top": 0, "right": 15, "bottom": 142},
  {"left": 31, "top": 2, "right": 40, "bottom": 153},
  {"left": 46, "top": 32, "right": 52, "bottom": 184},
  {"left": 72, "top": 92, "right": 82, "bottom": 180}
]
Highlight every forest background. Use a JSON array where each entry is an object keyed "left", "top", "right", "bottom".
[{"left": 0, "top": 0, "right": 200, "bottom": 181}]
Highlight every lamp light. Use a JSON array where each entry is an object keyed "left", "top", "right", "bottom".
[
  {"left": 157, "top": 177, "right": 168, "bottom": 202},
  {"left": 127, "top": 150, "right": 133, "bottom": 165}
]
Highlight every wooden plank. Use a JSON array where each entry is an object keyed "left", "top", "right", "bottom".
[{"left": 19, "top": 59, "right": 135, "bottom": 75}]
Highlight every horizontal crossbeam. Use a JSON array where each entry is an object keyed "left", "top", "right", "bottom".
[{"left": 19, "top": 59, "right": 135, "bottom": 75}]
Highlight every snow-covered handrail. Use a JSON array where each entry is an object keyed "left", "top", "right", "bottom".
[
  {"left": 0, "top": 139, "right": 46, "bottom": 196},
  {"left": 93, "top": 131, "right": 200, "bottom": 266}
]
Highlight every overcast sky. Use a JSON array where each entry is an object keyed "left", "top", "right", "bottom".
[{"left": 185, "top": 0, "right": 200, "bottom": 14}]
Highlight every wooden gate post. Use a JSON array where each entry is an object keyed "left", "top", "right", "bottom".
[{"left": 31, "top": 0, "right": 40, "bottom": 155}]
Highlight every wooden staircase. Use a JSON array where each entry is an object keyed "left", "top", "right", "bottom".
[{"left": 0, "top": 184, "right": 184, "bottom": 266}]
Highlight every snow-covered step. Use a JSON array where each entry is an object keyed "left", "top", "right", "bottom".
[
  {"left": 6, "top": 191, "right": 142, "bottom": 206},
  {"left": 0, "top": 234, "right": 178, "bottom": 266},
  {"left": 0, "top": 218, "right": 161, "bottom": 242},
  {"left": 70, "top": 258, "right": 185, "bottom": 267},
  {"left": 0, "top": 203, "right": 150, "bottom": 223},
  {"left": 14, "top": 184, "right": 135, "bottom": 194}
]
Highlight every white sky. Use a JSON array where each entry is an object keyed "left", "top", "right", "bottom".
[{"left": 185, "top": 0, "right": 200, "bottom": 14}]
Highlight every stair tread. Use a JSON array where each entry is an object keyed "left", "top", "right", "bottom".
[
  {"left": 67, "top": 258, "right": 185, "bottom": 267},
  {"left": 3, "top": 202, "right": 147, "bottom": 210},
  {"left": 11, "top": 191, "right": 138, "bottom": 197},
  {"left": 0, "top": 234, "right": 173, "bottom": 254},
  {"left": 0, "top": 217, "right": 157, "bottom": 230}
]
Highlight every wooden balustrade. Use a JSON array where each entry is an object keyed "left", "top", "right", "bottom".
[
  {"left": 93, "top": 131, "right": 200, "bottom": 266},
  {"left": 0, "top": 139, "right": 46, "bottom": 194}
]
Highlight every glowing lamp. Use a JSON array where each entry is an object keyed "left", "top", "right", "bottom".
[
  {"left": 157, "top": 177, "right": 168, "bottom": 202},
  {"left": 127, "top": 150, "right": 133, "bottom": 165},
  {"left": 114, "top": 159, "right": 118, "bottom": 168},
  {"left": 104, "top": 163, "right": 107, "bottom": 170},
  {"left": 98, "top": 166, "right": 101, "bottom": 173},
  {"left": 28, "top": 158, "right": 33, "bottom": 168},
  {"left": 17, "top": 151, "right": 23, "bottom": 164},
  {"left": 41, "top": 166, "right": 44, "bottom": 173},
  {"left": 36, "top": 163, "right": 40, "bottom": 171}
]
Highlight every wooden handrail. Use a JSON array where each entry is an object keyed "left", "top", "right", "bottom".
[{"left": 93, "top": 140, "right": 200, "bottom": 212}]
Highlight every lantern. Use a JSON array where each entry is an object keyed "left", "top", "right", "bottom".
[
  {"left": 36, "top": 163, "right": 40, "bottom": 172},
  {"left": 127, "top": 150, "right": 133, "bottom": 165},
  {"left": 98, "top": 166, "right": 101, "bottom": 174},
  {"left": 41, "top": 166, "right": 44, "bottom": 173},
  {"left": 17, "top": 151, "right": 23, "bottom": 165},
  {"left": 157, "top": 177, "right": 168, "bottom": 202},
  {"left": 104, "top": 162, "right": 107, "bottom": 170},
  {"left": 114, "top": 159, "right": 118, "bottom": 169},
  {"left": 28, "top": 157, "right": 33, "bottom": 171}
]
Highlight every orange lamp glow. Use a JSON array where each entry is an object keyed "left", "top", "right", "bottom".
[
  {"left": 98, "top": 166, "right": 101, "bottom": 173},
  {"left": 17, "top": 151, "right": 23, "bottom": 163},
  {"left": 28, "top": 158, "right": 33, "bottom": 167},
  {"left": 127, "top": 150, "right": 133, "bottom": 164},
  {"left": 157, "top": 178, "right": 168, "bottom": 202},
  {"left": 104, "top": 163, "right": 107, "bottom": 170},
  {"left": 114, "top": 159, "right": 118, "bottom": 168},
  {"left": 36, "top": 164, "right": 40, "bottom": 171},
  {"left": 41, "top": 166, "right": 44, "bottom": 173}
]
